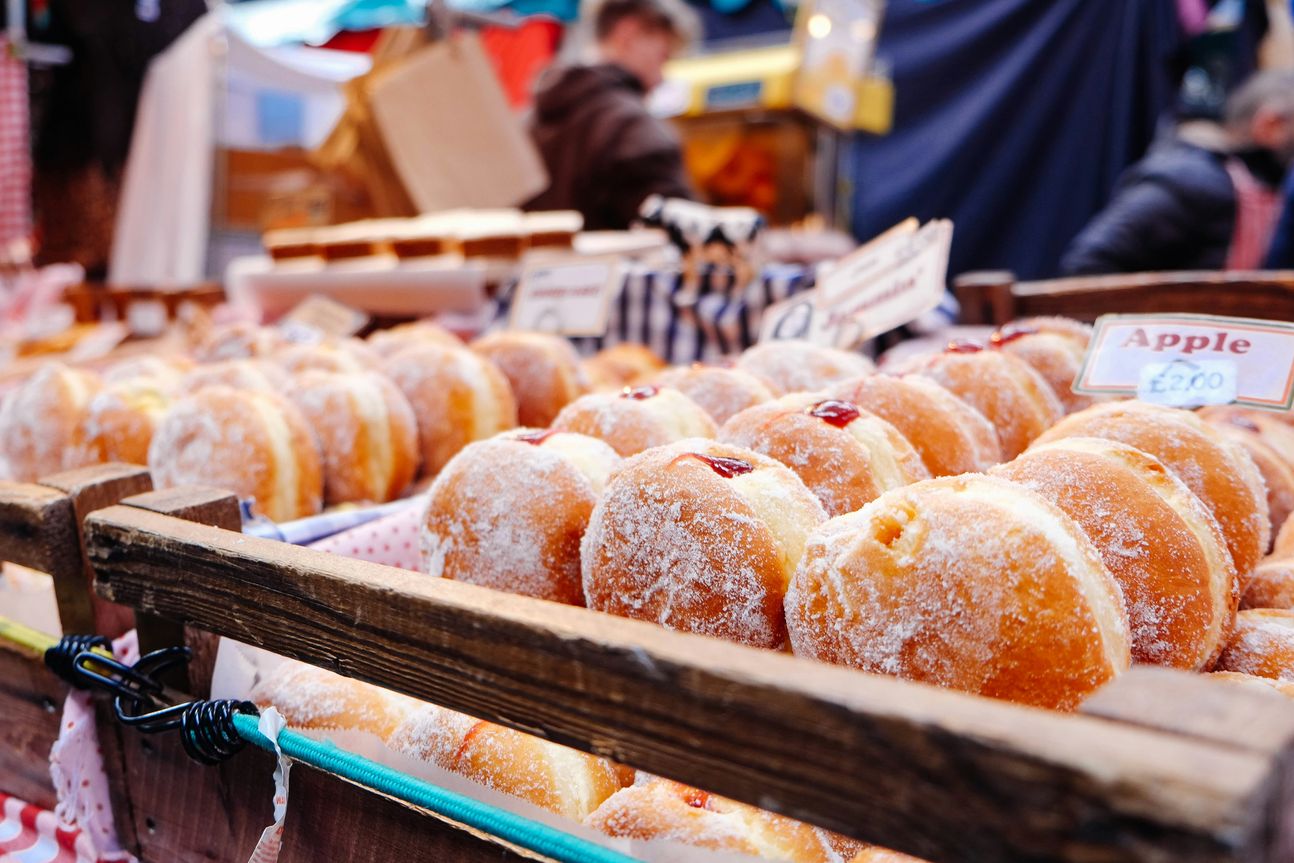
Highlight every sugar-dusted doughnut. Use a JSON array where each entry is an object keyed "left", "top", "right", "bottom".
[
  {"left": 382, "top": 344, "right": 518, "bottom": 477},
  {"left": 366, "top": 320, "right": 462, "bottom": 359},
  {"left": 1213, "top": 609, "right": 1294, "bottom": 681},
  {"left": 992, "top": 437, "right": 1237, "bottom": 668},
  {"left": 386, "top": 701, "right": 481, "bottom": 769},
  {"left": 80, "top": 376, "right": 175, "bottom": 466},
  {"left": 101, "top": 354, "right": 193, "bottom": 387},
  {"left": 785, "top": 475, "right": 1130, "bottom": 709},
  {"left": 989, "top": 323, "right": 1095, "bottom": 413},
  {"left": 422, "top": 430, "right": 620, "bottom": 604},
  {"left": 720, "top": 395, "right": 929, "bottom": 517},
  {"left": 581, "top": 343, "right": 667, "bottom": 391},
  {"left": 651, "top": 364, "right": 776, "bottom": 425},
  {"left": 586, "top": 778, "right": 863, "bottom": 863},
  {"left": 551, "top": 385, "right": 717, "bottom": 457},
  {"left": 1010, "top": 316, "right": 1093, "bottom": 346},
  {"left": 271, "top": 338, "right": 380, "bottom": 376},
  {"left": 1208, "top": 670, "right": 1294, "bottom": 698},
  {"left": 582, "top": 439, "right": 827, "bottom": 649},
  {"left": 851, "top": 850, "right": 931, "bottom": 863},
  {"left": 249, "top": 660, "right": 418, "bottom": 740},
  {"left": 896, "top": 342, "right": 1063, "bottom": 459},
  {"left": 735, "top": 342, "right": 874, "bottom": 395},
  {"left": 1277, "top": 512, "right": 1294, "bottom": 558},
  {"left": 1242, "top": 558, "right": 1294, "bottom": 610},
  {"left": 1200, "top": 406, "right": 1294, "bottom": 542},
  {"left": 182, "top": 359, "right": 289, "bottom": 394},
  {"left": 287, "top": 370, "right": 419, "bottom": 505},
  {"left": 826, "top": 374, "right": 1001, "bottom": 477},
  {"left": 148, "top": 386, "right": 323, "bottom": 522},
  {"left": 1036, "top": 402, "right": 1270, "bottom": 577},
  {"left": 193, "top": 322, "right": 288, "bottom": 362},
  {"left": 0, "top": 362, "right": 101, "bottom": 481},
  {"left": 471, "top": 331, "right": 589, "bottom": 427}
]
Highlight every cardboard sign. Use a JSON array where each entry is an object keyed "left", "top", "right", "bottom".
[
  {"left": 814, "top": 217, "right": 918, "bottom": 307},
  {"left": 278, "top": 295, "right": 370, "bottom": 344},
  {"left": 509, "top": 256, "right": 622, "bottom": 337},
  {"left": 1075, "top": 313, "right": 1294, "bottom": 410}
]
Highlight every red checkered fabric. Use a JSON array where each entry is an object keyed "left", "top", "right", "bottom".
[
  {"left": 1, "top": 794, "right": 80, "bottom": 863},
  {"left": 0, "top": 37, "right": 32, "bottom": 250}
]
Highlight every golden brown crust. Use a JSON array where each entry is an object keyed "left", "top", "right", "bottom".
[
  {"left": 826, "top": 374, "right": 1001, "bottom": 477},
  {"left": 249, "top": 661, "right": 416, "bottom": 740},
  {"left": 148, "top": 386, "right": 323, "bottom": 522},
  {"left": 382, "top": 344, "right": 519, "bottom": 477},
  {"left": 1035, "top": 402, "right": 1270, "bottom": 578},
  {"left": 194, "top": 322, "right": 288, "bottom": 362},
  {"left": 1243, "top": 558, "right": 1294, "bottom": 610},
  {"left": 288, "top": 371, "right": 420, "bottom": 505},
  {"left": 366, "top": 320, "right": 463, "bottom": 359},
  {"left": 992, "top": 438, "right": 1238, "bottom": 670},
  {"left": 551, "top": 387, "right": 718, "bottom": 456},
  {"left": 271, "top": 339, "right": 380, "bottom": 376},
  {"left": 81, "top": 376, "right": 174, "bottom": 467},
  {"left": 0, "top": 362, "right": 102, "bottom": 481},
  {"left": 719, "top": 395, "right": 929, "bottom": 517},
  {"left": 1277, "top": 511, "right": 1294, "bottom": 559},
  {"left": 181, "top": 359, "right": 289, "bottom": 394},
  {"left": 1203, "top": 424, "right": 1294, "bottom": 546},
  {"left": 735, "top": 342, "right": 875, "bottom": 395},
  {"left": 582, "top": 439, "right": 826, "bottom": 649},
  {"left": 785, "top": 475, "right": 1130, "bottom": 710},
  {"left": 897, "top": 349, "right": 1064, "bottom": 459},
  {"left": 1213, "top": 609, "right": 1294, "bottom": 681},
  {"left": 995, "top": 332, "right": 1095, "bottom": 413},
  {"left": 580, "top": 343, "right": 666, "bottom": 391},
  {"left": 1208, "top": 670, "right": 1294, "bottom": 698},
  {"left": 652, "top": 365, "right": 776, "bottom": 425},
  {"left": 471, "top": 331, "right": 589, "bottom": 427}
]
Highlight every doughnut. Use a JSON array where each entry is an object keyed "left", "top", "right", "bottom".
[
  {"left": 1198, "top": 418, "right": 1294, "bottom": 544},
  {"left": 80, "top": 376, "right": 175, "bottom": 466},
  {"left": 647, "top": 365, "right": 774, "bottom": 426},
  {"left": 580, "top": 343, "right": 667, "bottom": 391},
  {"left": 421, "top": 430, "right": 621, "bottom": 604},
  {"left": 734, "top": 342, "right": 874, "bottom": 395},
  {"left": 182, "top": 359, "right": 289, "bottom": 394},
  {"left": 387, "top": 701, "right": 481, "bottom": 769},
  {"left": 991, "top": 437, "right": 1237, "bottom": 669},
  {"left": 101, "top": 355, "right": 193, "bottom": 387},
  {"left": 381, "top": 344, "right": 518, "bottom": 478},
  {"left": 271, "top": 338, "right": 380, "bottom": 376},
  {"left": 851, "top": 851, "right": 930, "bottom": 863},
  {"left": 1277, "top": 511, "right": 1294, "bottom": 558},
  {"left": 825, "top": 374, "right": 1001, "bottom": 477},
  {"left": 148, "top": 385, "right": 323, "bottom": 522},
  {"left": 193, "top": 322, "right": 287, "bottom": 362},
  {"left": 719, "top": 395, "right": 929, "bottom": 517},
  {"left": 471, "top": 331, "right": 589, "bottom": 427},
  {"left": 785, "top": 474, "right": 1130, "bottom": 710},
  {"left": 1213, "top": 609, "right": 1294, "bottom": 681},
  {"left": 1011, "top": 316, "right": 1094, "bottom": 346},
  {"left": 0, "top": 362, "right": 101, "bottom": 481},
  {"left": 585, "top": 778, "right": 863, "bottom": 863},
  {"left": 896, "top": 342, "right": 1063, "bottom": 459},
  {"left": 1208, "top": 670, "right": 1294, "bottom": 698},
  {"left": 581, "top": 439, "right": 827, "bottom": 649},
  {"left": 989, "top": 323, "right": 1095, "bottom": 413},
  {"left": 249, "top": 660, "right": 418, "bottom": 740},
  {"left": 1036, "top": 402, "right": 1270, "bottom": 577},
  {"left": 551, "top": 385, "right": 718, "bottom": 457},
  {"left": 287, "top": 371, "right": 420, "bottom": 505},
  {"left": 366, "top": 320, "right": 462, "bottom": 359},
  {"left": 1242, "top": 558, "right": 1294, "bottom": 610}
]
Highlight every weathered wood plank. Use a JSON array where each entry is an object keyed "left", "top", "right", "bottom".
[
  {"left": 0, "top": 643, "right": 66, "bottom": 810},
  {"left": 86, "top": 505, "right": 1293, "bottom": 863},
  {"left": 0, "top": 481, "right": 85, "bottom": 632}
]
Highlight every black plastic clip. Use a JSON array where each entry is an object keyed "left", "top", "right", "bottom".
[{"left": 43, "top": 634, "right": 110, "bottom": 689}]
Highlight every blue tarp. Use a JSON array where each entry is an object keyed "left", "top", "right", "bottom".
[{"left": 849, "top": 0, "right": 1182, "bottom": 280}]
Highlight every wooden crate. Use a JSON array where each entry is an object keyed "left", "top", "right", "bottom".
[
  {"left": 953, "top": 270, "right": 1294, "bottom": 327},
  {"left": 63, "top": 485, "right": 1294, "bottom": 863}
]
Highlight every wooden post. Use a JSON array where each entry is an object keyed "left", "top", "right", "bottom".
[{"left": 952, "top": 270, "right": 1016, "bottom": 326}]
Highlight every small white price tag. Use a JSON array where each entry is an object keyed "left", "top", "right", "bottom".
[
  {"left": 1137, "top": 358, "right": 1238, "bottom": 407},
  {"left": 1075, "top": 313, "right": 1294, "bottom": 411},
  {"left": 278, "top": 295, "right": 369, "bottom": 341},
  {"left": 127, "top": 299, "right": 168, "bottom": 337},
  {"left": 509, "top": 255, "right": 621, "bottom": 337}
]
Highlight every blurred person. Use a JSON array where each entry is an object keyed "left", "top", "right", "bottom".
[
  {"left": 524, "top": 0, "right": 699, "bottom": 229},
  {"left": 1265, "top": 172, "right": 1294, "bottom": 267},
  {"left": 1061, "top": 69, "right": 1294, "bottom": 274}
]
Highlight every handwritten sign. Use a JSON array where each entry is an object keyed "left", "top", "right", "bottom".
[
  {"left": 278, "top": 296, "right": 369, "bottom": 344},
  {"left": 509, "top": 255, "right": 621, "bottom": 337},
  {"left": 1075, "top": 313, "right": 1294, "bottom": 410}
]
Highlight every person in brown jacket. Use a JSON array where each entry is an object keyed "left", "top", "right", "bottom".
[{"left": 524, "top": 0, "right": 699, "bottom": 230}]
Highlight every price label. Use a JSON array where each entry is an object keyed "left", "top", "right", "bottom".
[
  {"left": 509, "top": 255, "right": 621, "bottom": 337},
  {"left": 1137, "top": 359, "right": 1237, "bottom": 407},
  {"left": 1075, "top": 313, "right": 1294, "bottom": 411},
  {"left": 278, "top": 295, "right": 369, "bottom": 341}
]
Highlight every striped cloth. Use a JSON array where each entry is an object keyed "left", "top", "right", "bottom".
[
  {"left": 0, "top": 37, "right": 32, "bottom": 252},
  {"left": 0, "top": 794, "right": 96, "bottom": 863},
  {"left": 1224, "top": 157, "right": 1282, "bottom": 271}
]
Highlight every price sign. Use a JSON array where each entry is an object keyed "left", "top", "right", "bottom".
[
  {"left": 277, "top": 296, "right": 369, "bottom": 344},
  {"left": 509, "top": 255, "right": 622, "bottom": 337},
  {"left": 1075, "top": 313, "right": 1294, "bottom": 411}
]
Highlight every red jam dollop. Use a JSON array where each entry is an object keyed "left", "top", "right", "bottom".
[
  {"left": 808, "top": 399, "right": 861, "bottom": 428},
  {"left": 945, "top": 338, "right": 986, "bottom": 354},
  {"left": 621, "top": 385, "right": 660, "bottom": 400},
  {"left": 689, "top": 454, "right": 754, "bottom": 478},
  {"left": 1228, "top": 415, "right": 1261, "bottom": 433},
  {"left": 989, "top": 323, "right": 1038, "bottom": 347},
  {"left": 514, "top": 429, "right": 558, "bottom": 445}
]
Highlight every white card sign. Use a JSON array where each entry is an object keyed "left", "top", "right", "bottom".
[
  {"left": 1075, "top": 313, "right": 1294, "bottom": 411},
  {"left": 509, "top": 255, "right": 622, "bottom": 337}
]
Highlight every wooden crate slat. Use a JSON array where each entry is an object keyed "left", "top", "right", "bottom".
[
  {"left": 0, "top": 642, "right": 67, "bottom": 810},
  {"left": 85, "top": 504, "right": 1291, "bottom": 863}
]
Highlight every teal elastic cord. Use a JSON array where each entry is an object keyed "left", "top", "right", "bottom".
[{"left": 232, "top": 713, "right": 639, "bottom": 863}]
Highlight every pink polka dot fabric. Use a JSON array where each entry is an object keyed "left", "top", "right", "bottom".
[{"left": 308, "top": 504, "right": 424, "bottom": 571}]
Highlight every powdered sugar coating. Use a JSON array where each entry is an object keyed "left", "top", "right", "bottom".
[
  {"left": 181, "top": 359, "right": 289, "bottom": 394},
  {"left": 653, "top": 365, "right": 776, "bottom": 425},
  {"left": 366, "top": 320, "right": 462, "bottom": 358},
  {"left": 271, "top": 339, "right": 378, "bottom": 376},
  {"left": 249, "top": 659, "right": 419, "bottom": 739},
  {"left": 472, "top": 331, "right": 589, "bottom": 427},
  {"left": 194, "top": 322, "right": 287, "bottom": 362},
  {"left": 785, "top": 474, "right": 1130, "bottom": 710},
  {"left": 1208, "top": 670, "right": 1294, "bottom": 697},
  {"left": 421, "top": 432, "right": 620, "bottom": 604},
  {"left": 551, "top": 387, "right": 718, "bottom": 457},
  {"left": 0, "top": 362, "right": 101, "bottom": 481},
  {"left": 387, "top": 702, "right": 482, "bottom": 769},
  {"left": 581, "top": 343, "right": 666, "bottom": 391},
  {"left": 582, "top": 439, "right": 826, "bottom": 649},
  {"left": 80, "top": 376, "right": 174, "bottom": 466},
  {"left": 101, "top": 355, "right": 192, "bottom": 388},
  {"left": 1243, "top": 559, "right": 1294, "bottom": 610},
  {"left": 995, "top": 332, "right": 1095, "bottom": 413},
  {"left": 735, "top": 342, "right": 875, "bottom": 396},
  {"left": 1036, "top": 401, "right": 1270, "bottom": 578},
  {"left": 895, "top": 350, "right": 1063, "bottom": 459},
  {"left": 1214, "top": 609, "right": 1294, "bottom": 680}
]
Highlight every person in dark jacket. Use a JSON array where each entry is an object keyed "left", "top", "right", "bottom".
[
  {"left": 524, "top": 0, "right": 699, "bottom": 230},
  {"left": 1266, "top": 172, "right": 1294, "bottom": 268},
  {"left": 1061, "top": 70, "right": 1294, "bottom": 275}
]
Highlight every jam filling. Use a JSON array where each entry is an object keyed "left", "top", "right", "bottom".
[
  {"left": 514, "top": 429, "right": 557, "bottom": 445},
  {"left": 621, "top": 385, "right": 660, "bottom": 400},
  {"left": 989, "top": 323, "right": 1038, "bottom": 347},
  {"left": 807, "top": 399, "right": 861, "bottom": 428},
  {"left": 945, "top": 338, "right": 986, "bottom": 354},
  {"left": 690, "top": 454, "right": 754, "bottom": 478}
]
